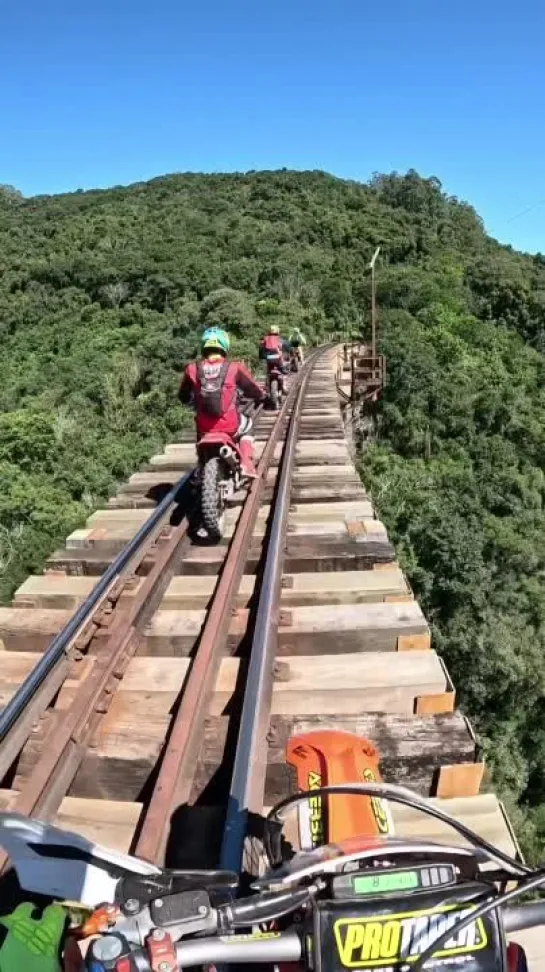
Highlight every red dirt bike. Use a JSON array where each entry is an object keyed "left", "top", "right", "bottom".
[
  {"left": 264, "top": 353, "right": 287, "bottom": 410},
  {"left": 0, "top": 728, "right": 536, "bottom": 972},
  {"left": 194, "top": 409, "right": 256, "bottom": 540}
]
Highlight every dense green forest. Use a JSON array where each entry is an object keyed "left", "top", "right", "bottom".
[{"left": 2, "top": 169, "right": 545, "bottom": 855}]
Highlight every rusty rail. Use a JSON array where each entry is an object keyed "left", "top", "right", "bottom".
[
  {"left": 219, "top": 354, "right": 317, "bottom": 873},
  {"left": 0, "top": 473, "right": 192, "bottom": 749},
  {"left": 0, "top": 505, "right": 192, "bottom": 873},
  {"left": 133, "top": 370, "right": 308, "bottom": 864},
  {"left": 0, "top": 472, "right": 193, "bottom": 790}
]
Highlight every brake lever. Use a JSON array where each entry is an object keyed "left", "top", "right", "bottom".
[{"left": 117, "top": 869, "right": 238, "bottom": 913}]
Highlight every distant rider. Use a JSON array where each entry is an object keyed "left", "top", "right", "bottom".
[
  {"left": 259, "top": 325, "right": 290, "bottom": 393},
  {"left": 178, "top": 326, "right": 266, "bottom": 477},
  {"left": 289, "top": 326, "right": 307, "bottom": 364}
]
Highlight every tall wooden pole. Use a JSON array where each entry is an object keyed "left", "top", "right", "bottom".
[{"left": 369, "top": 246, "right": 381, "bottom": 359}]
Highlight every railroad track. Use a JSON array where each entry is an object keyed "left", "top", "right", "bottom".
[{"left": 0, "top": 346, "right": 521, "bottom": 884}]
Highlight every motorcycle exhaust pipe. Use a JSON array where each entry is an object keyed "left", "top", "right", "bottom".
[{"left": 219, "top": 445, "right": 237, "bottom": 469}]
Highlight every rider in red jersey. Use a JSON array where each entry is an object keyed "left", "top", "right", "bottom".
[
  {"left": 259, "top": 324, "right": 290, "bottom": 394},
  {"left": 178, "top": 326, "right": 266, "bottom": 476}
]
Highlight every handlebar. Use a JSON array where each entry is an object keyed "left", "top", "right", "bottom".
[
  {"left": 87, "top": 898, "right": 545, "bottom": 971},
  {"left": 130, "top": 929, "right": 302, "bottom": 971},
  {"left": 503, "top": 899, "right": 545, "bottom": 932}
]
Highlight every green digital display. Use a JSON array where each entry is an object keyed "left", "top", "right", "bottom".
[{"left": 352, "top": 871, "right": 419, "bottom": 894}]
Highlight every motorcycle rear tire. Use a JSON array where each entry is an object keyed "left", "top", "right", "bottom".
[
  {"left": 201, "top": 456, "right": 225, "bottom": 539},
  {"left": 270, "top": 378, "right": 279, "bottom": 410}
]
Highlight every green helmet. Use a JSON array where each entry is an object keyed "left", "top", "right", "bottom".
[{"left": 201, "top": 326, "right": 230, "bottom": 355}]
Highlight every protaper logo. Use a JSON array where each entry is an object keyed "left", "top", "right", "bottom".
[
  {"left": 334, "top": 904, "right": 488, "bottom": 968},
  {"left": 307, "top": 770, "right": 323, "bottom": 846},
  {"left": 362, "top": 768, "right": 390, "bottom": 835}
]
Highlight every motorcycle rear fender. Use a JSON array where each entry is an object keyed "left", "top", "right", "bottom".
[
  {"left": 196, "top": 433, "right": 241, "bottom": 458},
  {"left": 286, "top": 729, "right": 394, "bottom": 848}
]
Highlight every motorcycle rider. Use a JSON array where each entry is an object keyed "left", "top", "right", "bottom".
[
  {"left": 259, "top": 325, "right": 290, "bottom": 395},
  {"left": 178, "top": 326, "right": 266, "bottom": 477},
  {"left": 289, "top": 325, "right": 307, "bottom": 364}
]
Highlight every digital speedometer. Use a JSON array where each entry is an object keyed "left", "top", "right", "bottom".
[
  {"left": 332, "top": 863, "right": 456, "bottom": 898},
  {"left": 353, "top": 871, "right": 420, "bottom": 894}
]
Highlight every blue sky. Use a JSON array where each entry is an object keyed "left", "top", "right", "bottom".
[{"left": 1, "top": 0, "right": 544, "bottom": 253}]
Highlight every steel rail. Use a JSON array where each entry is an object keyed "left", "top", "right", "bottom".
[
  {"left": 219, "top": 351, "right": 321, "bottom": 874},
  {"left": 0, "top": 471, "right": 193, "bottom": 752},
  {"left": 134, "top": 372, "right": 306, "bottom": 865},
  {"left": 0, "top": 504, "right": 193, "bottom": 873}
]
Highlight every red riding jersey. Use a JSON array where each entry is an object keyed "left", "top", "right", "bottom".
[
  {"left": 178, "top": 355, "right": 265, "bottom": 438},
  {"left": 260, "top": 334, "right": 283, "bottom": 356}
]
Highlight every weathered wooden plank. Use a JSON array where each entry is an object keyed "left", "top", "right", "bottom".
[
  {"left": 435, "top": 762, "right": 485, "bottom": 798},
  {"left": 285, "top": 484, "right": 367, "bottom": 502},
  {"left": 1, "top": 791, "right": 517, "bottom": 867},
  {"left": 62, "top": 651, "right": 447, "bottom": 719},
  {"left": 189, "top": 712, "right": 479, "bottom": 806},
  {"left": 107, "top": 495, "right": 157, "bottom": 509},
  {"left": 13, "top": 574, "right": 98, "bottom": 610},
  {"left": 276, "top": 601, "right": 429, "bottom": 654},
  {"left": 166, "top": 537, "right": 395, "bottom": 577},
  {"left": 137, "top": 599, "right": 428, "bottom": 657},
  {"left": 267, "top": 464, "right": 358, "bottom": 483},
  {"left": 288, "top": 501, "right": 375, "bottom": 520},
  {"left": 0, "top": 651, "right": 93, "bottom": 709},
  {"left": 0, "top": 608, "right": 73, "bottom": 652},
  {"left": 46, "top": 548, "right": 131, "bottom": 576},
  {"left": 19, "top": 566, "right": 409, "bottom": 614},
  {"left": 231, "top": 483, "right": 368, "bottom": 505},
  {"left": 63, "top": 515, "right": 386, "bottom": 555},
  {"left": 14, "top": 708, "right": 169, "bottom": 802},
  {"left": 280, "top": 567, "right": 410, "bottom": 605},
  {"left": 86, "top": 508, "right": 152, "bottom": 528},
  {"left": 280, "top": 538, "right": 396, "bottom": 573},
  {"left": 148, "top": 441, "right": 351, "bottom": 472},
  {"left": 0, "top": 790, "right": 142, "bottom": 853},
  {"left": 50, "top": 710, "right": 475, "bottom": 803},
  {"left": 392, "top": 795, "right": 519, "bottom": 857},
  {"left": 11, "top": 652, "right": 448, "bottom": 736}
]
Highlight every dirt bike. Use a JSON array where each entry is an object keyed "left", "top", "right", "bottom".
[
  {"left": 265, "top": 353, "right": 286, "bottom": 410},
  {"left": 0, "top": 728, "right": 538, "bottom": 972},
  {"left": 290, "top": 345, "right": 303, "bottom": 372},
  {"left": 194, "top": 408, "right": 256, "bottom": 540}
]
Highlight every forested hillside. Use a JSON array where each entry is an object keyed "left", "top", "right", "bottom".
[{"left": 2, "top": 169, "right": 545, "bottom": 854}]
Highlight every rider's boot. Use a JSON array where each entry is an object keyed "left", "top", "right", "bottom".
[{"left": 239, "top": 436, "right": 258, "bottom": 478}]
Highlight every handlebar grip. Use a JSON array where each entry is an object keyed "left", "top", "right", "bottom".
[
  {"left": 173, "top": 931, "right": 302, "bottom": 967},
  {"left": 503, "top": 901, "right": 545, "bottom": 932},
  {"left": 130, "top": 931, "right": 302, "bottom": 971}
]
